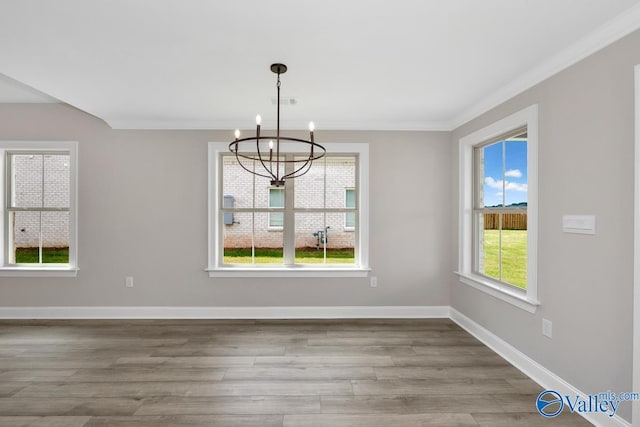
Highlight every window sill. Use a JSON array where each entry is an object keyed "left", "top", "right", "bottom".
[
  {"left": 455, "top": 271, "right": 539, "bottom": 313},
  {"left": 0, "top": 266, "right": 79, "bottom": 278},
  {"left": 207, "top": 267, "right": 370, "bottom": 278}
]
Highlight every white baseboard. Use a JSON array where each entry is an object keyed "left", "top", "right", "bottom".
[
  {"left": 0, "top": 305, "right": 451, "bottom": 319},
  {"left": 450, "top": 308, "right": 631, "bottom": 427}
]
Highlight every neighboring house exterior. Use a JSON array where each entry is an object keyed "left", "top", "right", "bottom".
[{"left": 222, "top": 155, "right": 356, "bottom": 250}]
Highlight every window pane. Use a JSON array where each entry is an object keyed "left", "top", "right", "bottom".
[
  {"left": 295, "top": 213, "right": 327, "bottom": 264},
  {"left": 294, "top": 156, "right": 325, "bottom": 209},
  {"left": 500, "top": 212, "right": 527, "bottom": 289},
  {"left": 480, "top": 142, "right": 504, "bottom": 208},
  {"left": 504, "top": 139, "right": 528, "bottom": 207},
  {"left": 11, "top": 154, "right": 43, "bottom": 208},
  {"left": 478, "top": 212, "right": 500, "bottom": 281},
  {"left": 254, "top": 212, "right": 283, "bottom": 264},
  {"left": 326, "top": 212, "right": 355, "bottom": 264},
  {"left": 43, "top": 154, "right": 70, "bottom": 208},
  {"left": 222, "top": 156, "right": 254, "bottom": 209},
  {"left": 326, "top": 156, "right": 356, "bottom": 209},
  {"left": 223, "top": 212, "right": 253, "bottom": 264},
  {"left": 10, "top": 211, "right": 41, "bottom": 264},
  {"left": 41, "top": 211, "right": 69, "bottom": 263}
]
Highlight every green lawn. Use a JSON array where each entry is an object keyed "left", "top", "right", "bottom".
[
  {"left": 482, "top": 230, "right": 527, "bottom": 289},
  {"left": 224, "top": 247, "right": 355, "bottom": 264},
  {"left": 15, "top": 247, "right": 69, "bottom": 264}
]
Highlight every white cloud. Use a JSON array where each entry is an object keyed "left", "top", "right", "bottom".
[
  {"left": 485, "top": 177, "right": 502, "bottom": 189},
  {"left": 485, "top": 176, "right": 527, "bottom": 192},
  {"left": 505, "top": 169, "right": 522, "bottom": 178}
]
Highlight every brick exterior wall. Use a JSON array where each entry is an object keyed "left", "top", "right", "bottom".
[
  {"left": 11, "top": 154, "right": 69, "bottom": 248},
  {"left": 222, "top": 155, "right": 356, "bottom": 250}
]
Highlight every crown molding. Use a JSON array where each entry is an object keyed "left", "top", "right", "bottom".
[
  {"left": 450, "top": 3, "right": 640, "bottom": 131},
  {"left": 105, "top": 118, "right": 453, "bottom": 131}
]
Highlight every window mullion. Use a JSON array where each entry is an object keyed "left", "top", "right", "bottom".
[
  {"left": 283, "top": 155, "right": 295, "bottom": 266},
  {"left": 323, "top": 155, "right": 327, "bottom": 264},
  {"left": 252, "top": 160, "right": 256, "bottom": 264},
  {"left": 39, "top": 155, "right": 44, "bottom": 264}
]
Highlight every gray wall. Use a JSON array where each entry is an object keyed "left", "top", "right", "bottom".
[
  {"left": 451, "top": 30, "right": 640, "bottom": 422},
  {"left": 0, "top": 103, "right": 452, "bottom": 307}
]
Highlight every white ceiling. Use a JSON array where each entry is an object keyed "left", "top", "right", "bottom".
[{"left": 1, "top": 0, "right": 639, "bottom": 130}]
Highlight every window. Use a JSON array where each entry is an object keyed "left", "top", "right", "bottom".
[
  {"left": 458, "top": 105, "right": 538, "bottom": 312},
  {"left": 0, "top": 141, "right": 78, "bottom": 276},
  {"left": 345, "top": 188, "right": 355, "bottom": 230},
  {"left": 268, "top": 188, "right": 284, "bottom": 229},
  {"left": 474, "top": 133, "right": 528, "bottom": 288},
  {"left": 208, "top": 142, "right": 369, "bottom": 277}
]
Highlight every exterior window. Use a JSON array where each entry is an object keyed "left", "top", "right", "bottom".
[
  {"left": 345, "top": 188, "right": 356, "bottom": 230},
  {"left": 474, "top": 133, "right": 527, "bottom": 288},
  {"left": 268, "top": 188, "right": 284, "bottom": 229},
  {"left": 0, "top": 142, "right": 78, "bottom": 276},
  {"left": 458, "top": 105, "right": 538, "bottom": 312},
  {"left": 208, "top": 142, "right": 369, "bottom": 276}
]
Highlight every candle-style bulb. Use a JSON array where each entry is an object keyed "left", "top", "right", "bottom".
[
  {"left": 269, "top": 140, "right": 274, "bottom": 149},
  {"left": 234, "top": 129, "right": 240, "bottom": 139},
  {"left": 308, "top": 121, "right": 315, "bottom": 132},
  {"left": 256, "top": 114, "right": 262, "bottom": 126}
]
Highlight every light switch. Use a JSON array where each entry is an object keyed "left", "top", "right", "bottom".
[{"left": 562, "top": 215, "right": 596, "bottom": 235}]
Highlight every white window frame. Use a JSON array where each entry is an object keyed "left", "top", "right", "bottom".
[
  {"left": 207, "top": 142, "right": 370, "bottom": 278},
  {"left": 267, "top": 187, "right": 284, "bottom": 230},
  {"left": 457, "top": 105, "right": 538, "bottom": 313},
  {"left": 0, "top": 141, "right": 78, "bottom": 277}
]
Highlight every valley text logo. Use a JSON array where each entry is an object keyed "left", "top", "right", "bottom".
[{"left": 536, "top": 390, "right": 639, "bottom": 418}]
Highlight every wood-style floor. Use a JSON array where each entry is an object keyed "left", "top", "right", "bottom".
[{"left": 0, "top": 319, "right": 591, "bottom": 426}]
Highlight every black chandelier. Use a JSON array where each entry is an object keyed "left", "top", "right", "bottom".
[{"left": 229, "top": 63, "right": 326, "bottom": 187}]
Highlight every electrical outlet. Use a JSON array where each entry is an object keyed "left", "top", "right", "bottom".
[
  {"left": 370, "top": 276, "right": 378, "bottom": 287},
  {"left": 125, "top": 276, "right": 134, "bottom": 288},
  {"left": 542, "top": 318, "right": 552, "bottom": 338}
]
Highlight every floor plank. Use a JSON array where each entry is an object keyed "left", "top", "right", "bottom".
[
  {"left": 84, "top": 415, "right": 283, "bottom": 427},
  {"left": 134, "top": 396, "right": 321, "bottom": 415},
  {"left": 283, "top": 413, "right": 480, "bottom": 426},
  {"left": 0, "top": 416, "right": 90, "bottom": 427}
]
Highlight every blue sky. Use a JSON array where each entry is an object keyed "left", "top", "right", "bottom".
[{"left": 482, "top": 139, "right": 527, "bottom": 207}]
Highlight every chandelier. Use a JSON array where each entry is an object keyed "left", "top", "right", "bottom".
[{"left": 229, "top": 63, "right": 326, "bottom": 187}]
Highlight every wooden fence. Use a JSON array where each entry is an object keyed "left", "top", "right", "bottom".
[{"left": 483, "top": 213, "right": 527, "bottom": 230}]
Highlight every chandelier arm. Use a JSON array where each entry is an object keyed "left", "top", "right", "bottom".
[
  {"left": 283, "top": 159, "right": 315, "bottom": 180},
  {"left": 233, "top": 151, "right": 277, "bottom": 180},
  {"left": 282, "top": 155, "right": 313, "bottom": 180},
  {"left": 255, "top": 136, "right": 277, "bottom": 181}
]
